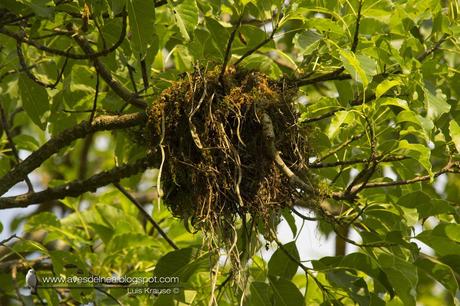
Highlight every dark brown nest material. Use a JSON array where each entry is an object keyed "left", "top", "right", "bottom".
[{"left": 147, "top": 67, "right": 314, "bottom": 235}]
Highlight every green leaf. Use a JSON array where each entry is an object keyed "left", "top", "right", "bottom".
[
  {"left": 425, "top": 90, "right": 450, "bottom": 121},
  {"left": 110, "top": 0, "right": 125, "bottom": 16},
  {"left": 376, "top": 79, "right": 401, "bottom": 98},
  {"left": 13, "top": 134, "right": 40, "bottom": 151},
  {"left": 24, "top": 212, "right": 60, "bottom": 232},
  {"left": 50, "top": 250, "right": 87, "bottom": 276},
  {"left": 339, "top": 49, "right": 372, "bottom": 88},
  {"left": 239, "top": 54, "right": 282, "bottom": 78},
  {"left": 249, "top": 282, "right": 272, "bottom": 306},
  {"left": 449, "top": 120, "right": 460, "bottom": 153},
  {"left": 19, "top": 74, "right": 50, "bottom": 129},
  {"left": 312, "top": 253, "right": 395, "bottom": 297},
  {"left": 171, "top": 0, "right": 199, "bottom": 41},
  {"left": 293, "top": 31, "right": 322, "bottom": 55},
  {"left": 154, "top": 247, "right": 211, "bottom": 282},
  {"left": 19, "top": 0, "right": 54, "bottom": 18},
  {"left": 269, "top": 277, "right": 305, "bottom": 306},
  {"left": 268, "top": 241, "right": 299, "bottom": 280},
  {"left": 307, "top": 18, "right": 344, "bottom": 35},
  {"left": 282, "top": 208, "right": 297, "bottom": 238},
  {"left": 378, "top": 253, "right": 417, "bottom": 306},
  {"left": 12, "top": 239, "right": 48, "bottom": 254},
  {"left": 397, "top": 140, "right": 432, "bottom": 176},
  {"left": 107, "top": 233, "right": 156, "bottom": 252},
  {"left": 325, "top": 270, "right": 376, "bottom": 306},
  {"left": 397, "top": 191, "right": 454, "bottom": 218},
  {"left": 416, "top": 224, "right": 460, "bottom": 256},
  {"left": 173, "top": 45, "right": 193, "bottom": 71},
  {"left": 327, "top": 110, "right": 355, "bottom": 139},
  {"left": 205, "top": 17, "right": 230, "bottom": 58},
  {"left": 379, "top": 97, "right": 409, "bottom": 110},
  {"left": 126, "top": 0, "right": 155, "bottom": 58},
  {"left": 415, "top": 256, "right": 458, "bottom": 294}
]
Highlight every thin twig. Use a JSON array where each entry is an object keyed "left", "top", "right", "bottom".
[
  {"left": 16, "top": 39, "right": 70, "bottom": 89},
  {"left": 94, "top": 286, "right": 122, "bottom": 305},
  {"left": 127, "top": 63, "right": 138, "bottom": 94},
  {"left": 78, "top": 134, "right": 93, "bottom": 180},
  {"left": 0, "top": 103, "right": 34, "bottom": 192},
  {"left": 353, "top": 164, "right": 459, "bottom": 191},
  {"left": 0, "top": 234, "right": 18, "bottom": 245},
  {"left": 345, "top": 115, "right": 377, "bottom": 197},
  {"left": 114, "top": 183, "right": 179, "bottom": 250},
  {"left": 219, "top": 14, "right": 244, "bottom": 87},
  {"left": 294, "top": 68, "right": 348, "bottom": 87},
  {"left": 314, "top": 133, "right": 363, "bottom": 164},
  {"left": 140, "top": 58, "right": 150, "bottom": 91},
  {"left": 350, "top": 0, "right": 363, "bottom": 52},
  {"left": 234, "top": 18, "right": 280, "bottom": 66},
  {"left": 0, "top": 12, "right": 128, "bottom": 60},
  {"left": 417, "top": 33, "right": 449, "bottom": 62},
  {"left": 89, "top": 73, "right": 100, "bottom": 124},
  {"left": 309, "top": 155, "right": 407, "bottom": 168},
  {"left": 301, "top": 109, "right": 341, "bottom": 124},
  {"left": 291, "top": 207, "right": 318, "bottom": 221},
  {"left": 12, "top": 265, "right": 26, "bottom": 306},
  {"left": 72, "top": 27, "right": 147, "bottom": 109}
]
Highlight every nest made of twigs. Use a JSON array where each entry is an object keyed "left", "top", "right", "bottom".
[{"left": 147, "top": 67, "right": 313, "bottom": 237}]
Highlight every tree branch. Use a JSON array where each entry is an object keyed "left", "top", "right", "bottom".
[
  {"left": 0, "top": 156, "right": 155, "bottom": 209},
  {"left": 330, "top": 162, "right": 460, "bottom": 200},
  {"left": 72, "top": 27, "right": 148, "bottom": 109},
  {"left": 0, "top": 103, "right": 34, "bottom": 192},
  {"left": 0, "top": 112, "right": 147, "bottom": 196},
  {"left": 351, "top": 164, "right": 459, "bottom": 191},
  {"left": 350, "top": 0, "right": 363, "bottom": 53},
  {"left": 313, "top": 133, "right": 364, "bottom": 164},
  {"left": 294, "top": 68, "right": 348, "bottom": 87},
  {"left": 309, "top": 155, "right": 407, "bottom": 169},
  {"left": 16, "top": 39, "right": 69, "bottom": 89},
  {"left": 0, "top": 12, "right": 127, "bottom": 60},
  {"left": 114, "top": 183, "right": 178, "bottom": 250},
  {"left": 260, "top": 111, "right": 314, "bottom": 194},
  {"left": 220, "top": 14, "right": 243, "bottom": 87},
  {"left": 234, "top": 17, "right": 279, "bottom": 66}
]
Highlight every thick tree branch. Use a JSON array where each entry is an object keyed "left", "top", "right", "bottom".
[
  {"left": 0, "top": 156, "right": 155, "bottom": 209},
  {"left": 0, "top": 112, "right": 147, "bottom": 196}
]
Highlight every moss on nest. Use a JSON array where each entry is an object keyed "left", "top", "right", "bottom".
[{"left": 147, "top": 67, "right": 314, "bottom": 237}]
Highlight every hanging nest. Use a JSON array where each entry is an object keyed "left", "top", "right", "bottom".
[{"left": 147, "top": 67, "right": 315, "bottom": 237}]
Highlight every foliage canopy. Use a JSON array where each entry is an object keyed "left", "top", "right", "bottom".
[{"left": 0, "top": 0, "right": 460, "bottom": 305}]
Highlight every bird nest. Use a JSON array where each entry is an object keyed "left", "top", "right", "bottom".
[{"left": 147, "top": 67, "right": 314, "bottom": 237}]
